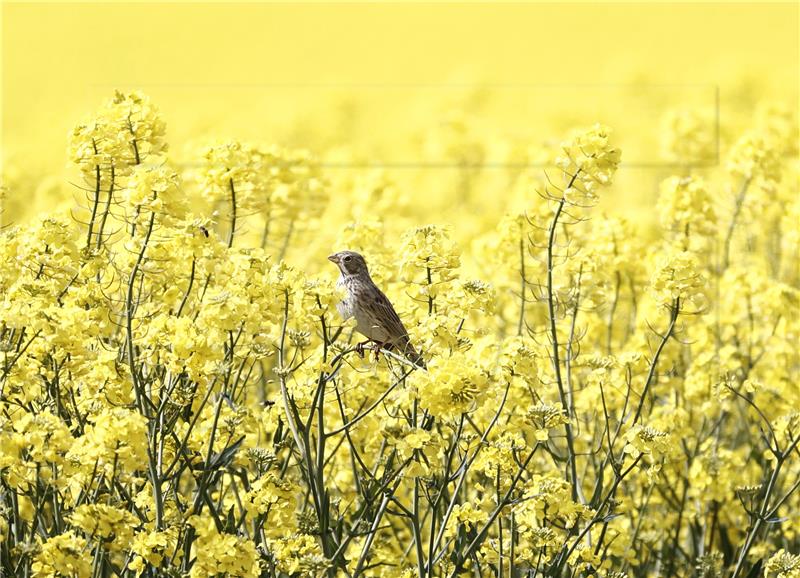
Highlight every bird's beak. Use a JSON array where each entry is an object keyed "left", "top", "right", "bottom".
[{"left": 327, "top": 254, "right": 339, "bottom": 264}]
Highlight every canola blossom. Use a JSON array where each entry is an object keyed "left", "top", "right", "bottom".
[{"left": 0, "top": 89, "right": 798, "bottom": 578}]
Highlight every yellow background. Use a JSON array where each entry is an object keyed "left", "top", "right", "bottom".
[{"left": 1, "top": 1, "right": 798, "bottom": 223}]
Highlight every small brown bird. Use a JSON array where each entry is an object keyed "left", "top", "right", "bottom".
[{"left": 328, "top": 250, "right": 426, "bottom": 369}]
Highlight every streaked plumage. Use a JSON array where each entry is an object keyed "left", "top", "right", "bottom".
[{"left": 328, "top": 250, "right": 426, "bottom": 369}]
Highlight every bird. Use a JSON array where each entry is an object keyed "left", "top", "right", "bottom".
[{"left": 328, "top": 250, "right": 426, "bottom": 369}]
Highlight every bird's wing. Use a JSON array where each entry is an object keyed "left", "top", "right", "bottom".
[
  {"left": 366, "top": 288, "right": 411, "bottom": 344},
  {"left": 366, "top": 287, "right": 426, "bottom": 368}
]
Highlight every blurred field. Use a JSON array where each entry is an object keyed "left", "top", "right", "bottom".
[{"left": 2, "top": 2, "right": 798, "bottom": 242}]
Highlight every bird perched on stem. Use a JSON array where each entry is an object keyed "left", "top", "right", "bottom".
[{"left": 328, "top": 250, "right": 426, "bottom": 369}]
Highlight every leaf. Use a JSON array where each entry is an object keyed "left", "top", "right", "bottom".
[
  {"left": 224, "top": 504, "right": 238, "bottom": 533},
  {"left": 744, "top": 559, "right": 762, "bottom": 578},
  {"left": 208, "top": 436, "right": 246, "bottom": 470}
]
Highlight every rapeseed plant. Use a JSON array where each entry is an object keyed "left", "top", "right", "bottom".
[{"left": 0, "top": 88, "right": 797, "bottom": 578}]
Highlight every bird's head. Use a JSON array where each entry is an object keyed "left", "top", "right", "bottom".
[{"left": 328, "top": 250, "right": 369, "bottom": 276}]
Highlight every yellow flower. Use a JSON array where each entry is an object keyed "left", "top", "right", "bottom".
[
  {"left": 244, "top": 473, "right": 298, "bottom": 526},
  {"left": 451, "top": 504, "right": 489, "bottom": 530},
  {"left": 32, "top": 531, "right": 92, "bottom": 578},
  {"left": 498, "top": 336, "right": 538, "bottom": 384},
  {"left": 70, "top": 504, "right": 138, "bottom": 551},
  {"left": 67, "top": 409, "right": 148, "bottom": 476},
  {"left": 399, "top": 224, "right": 461, "bottom": 285},
  {"left": 525, "top": 403, "right": 569, "bottom": 442},
  {"left": 188, "top": 516, "right": 260, "bottom": 578},
  {"left": 398, "top": 428, "right": 432, "bottom": 454},
  {"left": 623, "top": 424, "right": 676, "bottom": 461},
  {"left": 269, "top": 534, "right": 324, "bottom": 575},
  {"left": 649, "top": 249, "right": 706, "bottom": 310},
  {"left": 416, "top": 353, "right": 488, "bottom": 419},
  {"left": 555, "top": 123, "right": 621, "bottom": 202},
  {"left": 69, "top": 90, "right": 166, "bottom": 176},
  {"left": 727, "top": 130, "right": 781, "bottom": 183},
  {"left": 514, "top": 474, "right": 594, "bottom": 532},
  {"left": 765, "top": 549, "right": 800, "bottom": 578},
  {"left": 657, "top": 176, "right": 716, "bottom": 240},
  {"left": 660, "top": 108, "right": 716, "bottom": 165},
  {"left": 129, "top": 528, "right": 180, "bottom": 575},
  {"left": 124, "top": 164, "right": 185, "bottom": 221}
]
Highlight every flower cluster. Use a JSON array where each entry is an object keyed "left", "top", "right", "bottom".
[
  {"left": 649, "top": 249, "right": 706, "bottom": 310},
  {"left": 657, "top": 175, "right": 716, "bottom": 242},
  {"left": 556, "top": 123, "right": 621, "bottom": 203},
  {"left": 660, "top": 108, "right": 716, "bottom": 166}
]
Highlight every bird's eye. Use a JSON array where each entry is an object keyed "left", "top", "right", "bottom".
[{"left": 344, "top": 255, "right": 352, "bottom": 262}]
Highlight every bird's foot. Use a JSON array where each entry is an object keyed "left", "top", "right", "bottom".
[
  {"left": 371, "top": 341, "right": 385, "bottom": 362},
  {"left": 355, "top": 341, "right": 370, "bottom": 359}
]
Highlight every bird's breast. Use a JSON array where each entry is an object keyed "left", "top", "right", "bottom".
[
  {"left": 335, "top": 276, "right": 391, "bottom": 342},
  {"left": 335, "top": 276, "right": 357, "bottom": 320}
]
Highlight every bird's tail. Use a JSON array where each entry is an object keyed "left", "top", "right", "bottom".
[{"left": 401, "top": 341, "right": 426, "bottom": 370}]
